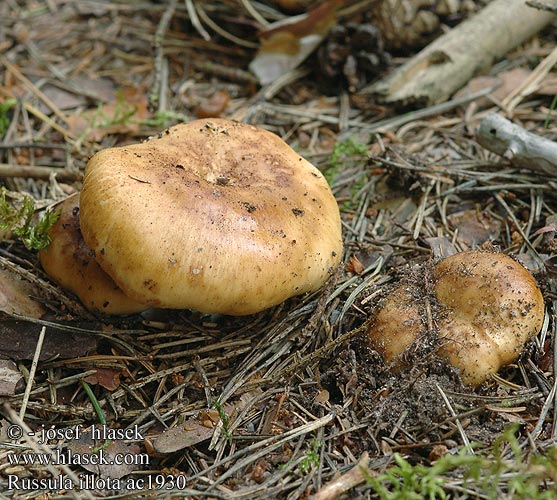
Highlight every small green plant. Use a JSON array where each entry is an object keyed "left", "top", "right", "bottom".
[
  {"left": 212, "top": 399, "right": 232, "bottom": 443},
  {"left": 544, "top": 94, "right": 557, "bottom": 129},
  {"left": 298, "top": 437, "right": 322, "bottom": 474},
  {"left": 95, "top": 95, "right": 136, "bottom": 128},
  {"left": 81, "top": 379, "right": 112, "bottom": 452},
  {"left": 0, "top": 188, "right": 60, "bottom": 250},
  {"left": 0, "top": 98, "right": 17, "bottom": 136},
  {"left": 139, "top": 110, "right": 190, "bottom": 129},
  {"left": 325, "top": 137, "right": 368, "bottom": 185},
  {"left": 365, "top": 425, "right": 557, "bottom": 500}
]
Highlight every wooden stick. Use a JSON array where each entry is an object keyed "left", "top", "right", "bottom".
[
  {"left": 365, "top": 0, "right": 555, "bottom": 106},
  {"left": 312, "top": 452, "right": 371, "bottom": 500},
  {"left": 476, "top": 113, "right": 557, "bottom": 175},
  {"left": 0, "top": 163, "right": 82, "bottom": 181}
]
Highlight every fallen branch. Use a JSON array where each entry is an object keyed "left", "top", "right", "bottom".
[
  {"left": 366, "top": 0, "right": 555, "bottom": 106},
  {"left": 476, "top": 113, "right": 557, "bottom": 175}
]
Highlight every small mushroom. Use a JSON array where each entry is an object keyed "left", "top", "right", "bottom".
[
  {"left": 365, "top": 251, "right": 545, "bottom": 386},
  {"left": 79, "top": 119, "right": 343, "bottom": 315},
  {"left": 39, "top": 194, "right": 147, "bottom": 314}
]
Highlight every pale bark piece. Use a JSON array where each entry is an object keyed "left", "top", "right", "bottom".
[
  {"left": 366, "top": 0, "right": 555, "bottom": 106},
  {"left": 476, "top": 113, "right": 557, "bottom": 175}
]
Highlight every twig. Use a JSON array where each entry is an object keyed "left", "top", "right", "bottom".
[
  {"left": 3, "top": 404, "right": 91, "bottom": 500},
  {"left": 203, "top": 412, "right": 336, "bottom": 488},
  {"left": 436, "top": 384, "right": 473, "bottom": 452},
  {"left": 493, "top": 192, "right": 544, "bottom": 267},
  {"left": 312, "top": 452, "right": 371, "bottom": 500},
  {"left": 149, "top": 0, "right": 178, "bottom": 111},
  {"left": 19, "top": 326, "right": 47, "bottom": 420},
  {"left": 185, "top": 0, "right": 211, "bottom": 41},
  {"left": 0, "top": 55, "right": 71, "bottom": 129},
  {"left": 195, "top": 2, "right": 259, "bottom": 49},
  {"left": 531, "top": 377, "right": 557, "bottom": 441},
  {"left": 476, "top": 113, "right": 557, "bottom": 174},
  {"left": 239, "top": 0, "right": 270, "bottom": 27},
  {"left": 0, "top": 163, "right": 81, "bottom": 181}
]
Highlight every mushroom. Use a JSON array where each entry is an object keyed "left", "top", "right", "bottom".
[
  {"left": 365, "top": 251, "right": 544, "bottom": 386},
  {"left": 39, "top": 194, "right": 147, "bottom": 314},
  {"left": 79, "top": 119, "right": 343, "bottom": 315}
]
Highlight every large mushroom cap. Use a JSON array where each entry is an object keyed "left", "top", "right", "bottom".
[
  {"left": 39, "top": 194, "right": 147, "bottom": 314},
  {"left": 80, "top": 119, "right": 343, "bottom": 315}
]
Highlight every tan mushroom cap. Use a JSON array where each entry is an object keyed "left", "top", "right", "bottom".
[
  {"left": 434, "top": 251, "right": 544, "bottom": 386},
  {"left": 366, "top": 251, "right": 545, "bottom": 386},
  {"left": 79, "top": 119, "right": 343, "bottom": 315},
  {"left": 39, "top": 194, "right": 147, "bottom": 315}
]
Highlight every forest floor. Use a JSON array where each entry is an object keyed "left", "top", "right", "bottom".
[{"left": 0, "top": 1, "right": 557, "bottom": 499}]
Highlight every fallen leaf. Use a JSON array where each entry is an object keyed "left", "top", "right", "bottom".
[
  {"left": 83, "top": 368, "right": 122, "bottom": 391},
  {"left": 249, "top": 0, "right": 341, "bottom": 84},
  {"left": 0, "top": 360, "right": 23, "bottom": 396},
  {"left": 66, "top": 428, "right": 143, "bottom": 479},
  {"left": 38, "top": 85, "right": 84, "bottom": 115},
  {"left": 346, "top": 255, "right": 364, "bottom": 275},
  {"left": 71, "top": 76, "right": 116, "bottom": 103},
  {"left": 195, "top": 90, "right": 230, "bottom": 118},
  {"left": 448, "top": 209, "right": 501, "bottom": 249},
  {"left": 0, "top": 267, "right": 46, "bottom": 318},
  {"left": 0, "top": 319, "right": 99, "bottom": 361},
  {"left": 314, "top": 389, "right": 329, "bottom": 404},
  {"left": 67, "top": 87, "right": 150, "bottom": 142},
  {"left": 153, "top": 416, "right": 218, "bottom": 454},
  {"left": 154, "top": 390, "right": 262, "bottom": 454},
  {"left": 455, "top": 68, "right": 531, "bottom": 109}
]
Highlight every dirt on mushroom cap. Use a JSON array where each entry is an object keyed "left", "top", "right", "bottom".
[{"left": 79, "top": 119, "right": 343, "bottom": 315}]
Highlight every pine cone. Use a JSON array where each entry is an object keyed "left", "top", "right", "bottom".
[
  {"left": 371, "top": 0, "right": 475, "bottom": 51},
  {"left": 316, "top": 22, "right": 390, "bottom": 91}
]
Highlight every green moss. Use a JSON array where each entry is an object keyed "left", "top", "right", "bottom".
[
  {"left": 365, "top": 425, "right": 557, "bottom": 499},
  {"left": 325, "top": 137, "right": 368, "bottom": 185},
  {"left": 0, "top": 188, "right": 60, "bottom": 250}
]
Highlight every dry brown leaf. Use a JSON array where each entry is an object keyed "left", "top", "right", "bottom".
[
  {"left": 314, "top": 389, "right": 329, "bottom": 404},
  {"left": 346, "top": 255, "right": 364, "bottom": 275},
  {"left": 0, "top": 360, "right": 23, "bottom": 396},
  {"left": 455, "top": 68, "right": 532, "bottom": 108},
  {"left": 83, "top": 368, "right": 122, "bottom": 391},
  {"left": 66, "top": 428, "right": 143, "bottom": 479},
  {"left": 67, "top": 87, "right": 150, "bottom": 142},
  {"left": 194, "top": 90, "right": 231, "bottom": 118},
  {"left": 448, "top": 209, "right": 501, "bottom": 249},
  {"left": 154, "top": 390, "right": 262, "bottom": 454},
  {"left": 154, "top": 403, "right": 235, "bottom": 454},
  {"left": 0, "top": 267, "right": 46, "bottom": 318},
  {"left": 0, "top": 319, "right": 99, "bottom": 361},
  {"left": 249, "top": 0, "right": 341, "bottom": 84}
]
